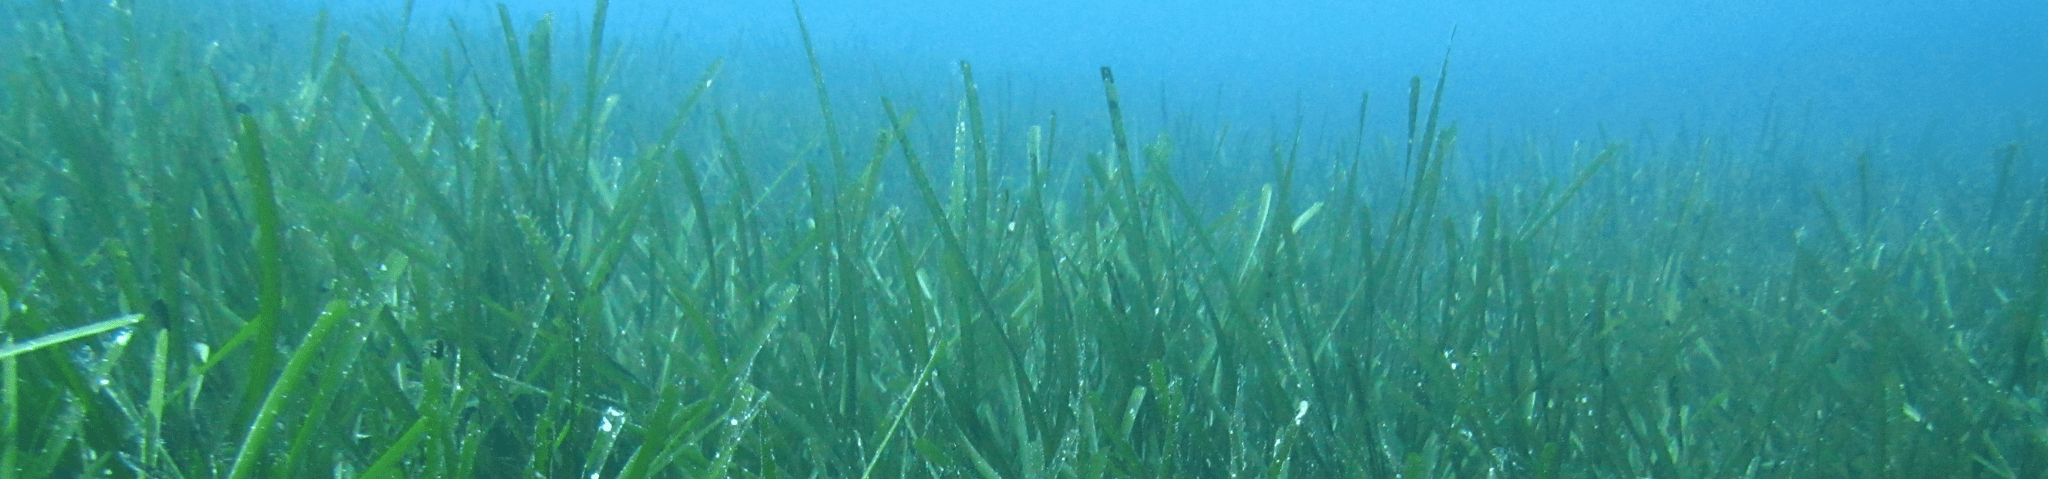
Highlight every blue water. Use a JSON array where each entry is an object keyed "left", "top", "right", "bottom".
[
  {"left": 372, "top": 1, "right": 2044, "bottom": 137},
  {"left": 223, "top": 0, "right": 2045, "bottom": 186}
]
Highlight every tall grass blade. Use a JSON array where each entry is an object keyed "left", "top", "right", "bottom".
[
  {"left": 226, "top": 300, "right": 354, "bottom": 479},
  {"left": 0, "top": 314, "right": 142, "bottom": 361}
]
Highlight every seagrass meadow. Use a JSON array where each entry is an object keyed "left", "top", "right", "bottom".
[{"left": 2, "top": 0, "right": 2046, "bottom": 477}]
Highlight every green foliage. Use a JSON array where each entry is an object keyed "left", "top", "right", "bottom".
[{"left": 0, "top": 1, "right": 2042, "bottom": 478}]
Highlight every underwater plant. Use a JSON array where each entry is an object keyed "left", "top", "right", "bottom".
[{"left": 0, "top": 1, "right": 2042, "bottom": 478}]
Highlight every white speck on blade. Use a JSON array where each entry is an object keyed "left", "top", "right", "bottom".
[{"left": 599, "top": 407, "right": 624, "bottom": 433}]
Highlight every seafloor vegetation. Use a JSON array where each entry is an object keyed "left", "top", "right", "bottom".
[{"left": 2, "top": 1, "right": 2044, "bottom": 478}]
